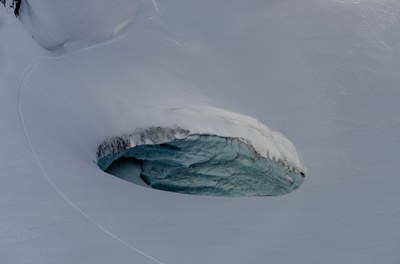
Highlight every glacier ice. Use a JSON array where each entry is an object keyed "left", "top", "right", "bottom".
[{"left": 98, "top": 128, "right": 305, "bottom": 197}]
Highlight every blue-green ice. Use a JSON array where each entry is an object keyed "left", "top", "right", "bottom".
[{"left": 99, "top": 135, "right": 304, "bottom": 197}]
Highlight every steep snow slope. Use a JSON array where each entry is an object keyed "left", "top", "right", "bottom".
[
  {"left": 1, "top": 0, "right": 400, "bottom": 263},
  {"left": 18, "top": 0, "right": 141, "bottom": 49}
]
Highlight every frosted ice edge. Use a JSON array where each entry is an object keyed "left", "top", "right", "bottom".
[
  {"left": 97, "top": 127, "right": 305, "bottom": 173},
  {"left": 97, "top": 127, "right": 305, "bottom": 197}
]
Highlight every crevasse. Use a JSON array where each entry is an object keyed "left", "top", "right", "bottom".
[{"left": 98, "top": 128, "right": 305, "bottom": 197}]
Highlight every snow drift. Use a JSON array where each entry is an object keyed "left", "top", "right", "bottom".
[{"left": 17, "top": 0, "right": 141, "bottom": 49}]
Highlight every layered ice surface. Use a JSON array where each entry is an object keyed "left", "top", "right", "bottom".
[{"left": 98, "top": 128, "right": 305, "bottom": 197}]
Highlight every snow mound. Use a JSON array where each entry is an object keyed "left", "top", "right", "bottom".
[{"left": 18, "top": 0, "right": 141, "bottom": 49}]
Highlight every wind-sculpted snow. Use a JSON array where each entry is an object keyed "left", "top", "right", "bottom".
[
  {"left": 97, "top": 127, "right": 305, "bottom": 197},
  {"left": 17, "top": 0, "right": 142, "bottom": 49}
]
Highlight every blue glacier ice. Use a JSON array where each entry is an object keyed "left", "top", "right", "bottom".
[{"left": 98, "top": 134, "right": 305, "bottom": 197}]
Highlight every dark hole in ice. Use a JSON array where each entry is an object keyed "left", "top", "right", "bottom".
[{"left": 98, "top": 134, "right": 305, "bottom": 197}]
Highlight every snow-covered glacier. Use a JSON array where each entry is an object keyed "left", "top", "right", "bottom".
[{"left": 1, "top": 0, "right": 400, "bottom": 264}]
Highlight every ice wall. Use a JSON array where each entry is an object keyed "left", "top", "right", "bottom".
[{"left": 97, "top": 128, "right": 305, "bottom": 197}]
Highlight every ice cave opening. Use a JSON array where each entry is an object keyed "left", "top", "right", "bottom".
[{"left": 97, "top": 129, "right": 305, "bottom": 197}]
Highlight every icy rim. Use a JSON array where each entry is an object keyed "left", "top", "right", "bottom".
[
  {"left": 96, "top": 127, "right": 305, "bottom": 196},
  {"left": 97, "top": 126, "right": 306, "bottom": 173},
  {"left": 97, "top": 126, "right": 305, "bottom": 173}
]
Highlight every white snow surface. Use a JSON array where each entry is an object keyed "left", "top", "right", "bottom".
[
  {"left": 98, "top": 117, "right": 305, "bottom": 174},
  {"left": 1, "top": 0, "right": 400, "bottom": 263}
]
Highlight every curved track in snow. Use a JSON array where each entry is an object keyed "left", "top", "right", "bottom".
[{"left": 16, "top": 2, "right": 165, "bottom": 263}]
